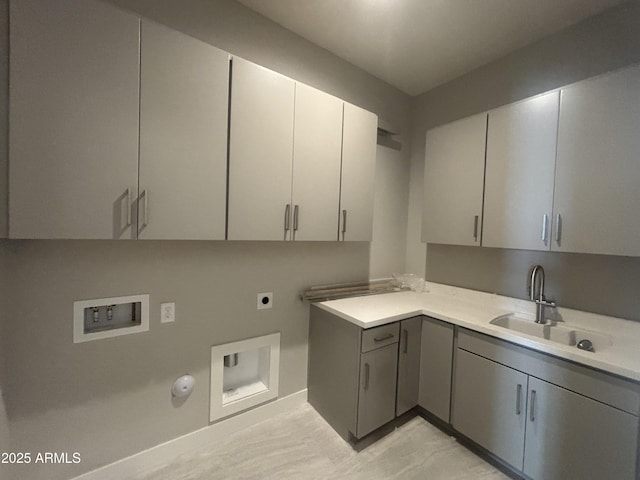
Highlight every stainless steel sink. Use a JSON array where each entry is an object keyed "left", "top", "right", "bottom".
[{"left": 490, "top": 314, "right": 612, "bottom": 352}]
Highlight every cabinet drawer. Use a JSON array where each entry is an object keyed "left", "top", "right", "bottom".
[{"left": 361, "top": 323, "right": 399, "bottom": 353}]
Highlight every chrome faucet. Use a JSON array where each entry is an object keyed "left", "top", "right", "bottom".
[{"left": 528, "top": 265, "right": 556, "bottom": 324}]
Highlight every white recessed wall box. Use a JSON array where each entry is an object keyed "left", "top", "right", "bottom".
[
  {"left": 73, "top": 294, "right": 150, "bottom": 343},
  {"left": 210, "top": 332, "right": 280, "bottom": 422}
]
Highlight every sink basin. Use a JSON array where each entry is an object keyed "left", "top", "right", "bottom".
[{"left": 490, "top": 314, "right": 612, "bottom": 352}]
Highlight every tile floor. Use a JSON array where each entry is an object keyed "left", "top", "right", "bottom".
[{"left": 133, "top": 403, "right": 510, "bottom": 480}]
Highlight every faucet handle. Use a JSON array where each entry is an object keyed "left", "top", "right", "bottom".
[{"left": 535, "top": 298, "right": 556, "bottom": 308}]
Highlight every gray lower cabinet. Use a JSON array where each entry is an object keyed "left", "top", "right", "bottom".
[
  {"left": 396, "top": 317, "right": 422, "bottom": 416},
  {"left": 452, "top": 349, "right": 527, "bottom": 470},
  {"left": 453, "top": 328, "right": 640, "bottom": 480},
  {"left": 358, "top": 343, "right": 398, "bottom": 437},
  {"left": 524, "top": 376, "right": 638, "bottom": 480},
  {"left": 308, "top": 305, "right": 400, "bottom": 440},
  {"left": 418, "top": 317, "right": 454, "bottom": 422}
]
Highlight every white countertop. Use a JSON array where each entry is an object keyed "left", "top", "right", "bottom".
[{"left": 315, "top": 283, "right": 640, "bottom": 382}]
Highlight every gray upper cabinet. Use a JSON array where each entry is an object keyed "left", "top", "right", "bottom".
[
  {"left": 422, "top": 113, "right": 487, "bottom": 246},
  {"left": 227, "top": 58, "right": 295, "bottom": 241},
  {"left": 138, "top": 21, "right": 229, "bottom": 240},
  {"left": 339, "top": 103, "right": 377, "bottom": 241},
  {"left": 9, "top": 0, "right": 140, "bottom": 239},
  {"left": 396, "top": 317, "right": 422, "bottom": 416},
  {"left": 552, "top": 65, "right": 640, "bottom": 256},
  {"left": 483, "top": 92, "right": 559, "bottom": 251},
  {"left": 290, "top": 84, "right": 343, "bottom": 241}
]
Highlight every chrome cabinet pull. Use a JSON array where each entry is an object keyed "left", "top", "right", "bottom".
[
  {"left": 121, "top": 188, "right": 132, "bottom": 230},
  {"left": 374, "top": 333, "right": 394, "bottom": 342},
  {"left": 555, "top": 214, "right": 562, "bottom": 244},
  {"left": 516, "top": 384, "right": 522, "bottom": 415},
  {"left": 473, "top": 215, "right": 479, "bottom": 241},
  {"left": 530, "top": 390, "right": 536, "bottom": 422},
  {"left": 403, "top": 329, "right": 408, "bottom": 354},
  {"left": 541, "top": 214, "right": 548, "bottom": 243},
  {"left": 364, "top": 363, "right": 370, "bottom": 391},
  {"left": 342, "top": 209, "right": 347, "bottom": 235},
  {"left": 293, "top": 205, "right": 299, "bottom": 231},
  {"left": 138, "top": 190, "right": 148, "bottom": 233},
  {"left": 284, "top": 204, "right": 291, "bottom": 232}
]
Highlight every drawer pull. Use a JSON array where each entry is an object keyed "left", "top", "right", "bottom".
[{"left": 374, "top": 333, "right": 394, "bottom": 342}]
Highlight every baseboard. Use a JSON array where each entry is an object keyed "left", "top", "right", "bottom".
[{"left": 72, "top": 389, "right": 308, "bottom": 480}]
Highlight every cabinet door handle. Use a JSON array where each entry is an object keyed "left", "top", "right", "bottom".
[
  {"left": 342, "top": 209, "right": 347, "bottom": 235},
  {"left": 555, "top": 214, "right": 562, "bottom": 244},
  {"left": 530, "top": 389, "right": 536, "bottom": 422},
  {"left": 284, "top": 204, "right": 291, "bottom": 233},
  {"left": 293, "top": 205, "right": 299, "bottom": 232},
  {"left": 473, "top": 215, "right": 479, "bottom": 241},
  {"left": 364, "top": 363, "right": 370, "bottom": 391},
  {"left": 403, "top": 329, "right": 408, "bottom": 354},
  {"left": 541, "top": 214, "right": 548, "bottom": 244},
  {"left": 121, "top": 187, "right": 132, "bottom": 230},
  {"left": 138, "top": 189, "right": 148, "bottom": 233},
  {"left": 516, "top": 384, "right": 522, "bottom": 415},
  {"left": 374, "top": 333, "right": 394, "bottom": 342}
]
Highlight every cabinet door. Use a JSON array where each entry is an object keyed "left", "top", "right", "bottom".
[
  {"left": 227, "top": 58, "right": 295, "bottom": 240},
  {"left": 553, "top": 65, "right": 640, "bottom": 256},
  {"left": 291, "top": 84, "right": 343, "bottom": 241},
  {"left": 396, "top": 317, "right": 422, "bottom": 416},
  {"left": 357, "top": 343, "right": 398, "bottom": 438},
  {"left": 452, "top": 349, "right": 528, "bottom": 471},
  {"left": 9, "top": 0, "right": 140, "bottom": 239},
  {"left": 524, "top": 377, "right": 638, "bottom": 480},
  {"left": 483, "top": 92, "right": 559, "bottom": 250},
  {"left": 339, "top": 103, "right": 377, "bottom": 241},
  {"left": 418, "top": 317, "right": 454, "bottom": 422},
  {"left": 422, "top": 114, "right": 486, "bottom": 246},
  {"left": 139, "top": 21, "right": 229, "bottom": 240}
]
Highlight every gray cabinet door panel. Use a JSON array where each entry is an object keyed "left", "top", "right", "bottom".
[
  {"left": 227, "top": 58, "right": 295, "bottom": 240},
  {"left": 139, "top": 21, "right": 229, "bottom": 240},
  {"left": 339, "top": 103, "right": 377, "bottom": 241},
  {"left": 524, "top": 377, "right": 638, "bottom": 480},
  {"left": 418, "top": 317, "right": 454, "bottom": 422},
  {"left": 553, "top": 65, "right": 640, "bottom": 256},
  {"left": 396, "top": 317, "right": 422, "bottom": 416},
  {"left": 9, "top": 0, "right": 140, "bottom": 239},
  {"left": 291, "top": 84, "right": 343, "bottom": 241},
  {"left": 422, "top": 113, "right": 486, "bottom": 246},
  {"left": 452, "top": 349, "right": 527, "bottom": 471},
  {"left": 357, "top": 343, "right": 398, "bottom": 438},
  {"left": 483, "top": 92, "right": 558, "bottom": 250}
]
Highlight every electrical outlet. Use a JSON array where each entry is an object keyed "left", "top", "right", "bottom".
[
  {"left": 160, "top": 302, "right": 175, "bottom": 323},
  {"left": 257, "top": 292, "right": 273, "bottom": 310}
]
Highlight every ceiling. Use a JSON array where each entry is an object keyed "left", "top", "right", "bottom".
[{"left": 236, "top": 0, "right": 627, "bottom": 96}]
